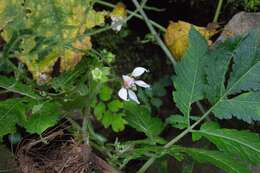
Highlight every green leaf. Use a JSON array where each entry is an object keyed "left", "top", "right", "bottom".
[
  {"left": 204, "top": 48, "right": 232, "bottom": 103},
  {"left": 193, "top": 124, "right": 260, "bottom": 165},
  {"left": 100, "top": 111, "right": 126, "bottom": 132},
  {"left": 204, "top": 29, "right": 260, "bottom": 123},
  {"left": 23, "top": 101, "right": 61, "bottom": 134},
  {"left": 227, "top": 29, "right": 260, "bottom": 94},
  {"left": 213, "top": 92, "right": 260, "bottom": 123},
  {"left": 108, "top": 100, "right": 123, "bottom": 112},
  {"left": 0, "top": 76, "right": 40, "bottom": 99},
  {"left": 101, "top": 111, "right": 113, "bottom": 128},
  {"left": 0, "top": 99, "right": 26, "bottom": 138},
  {"left": 167, "top": 114, "right": 200, "bottom": 130},
  {"left": 181, "top": 148, "right": 251, "bottom": 173},
  {"left": 151, "top": 98, "right": 162, "bottom": 108},
  {"left": 166, "top": 115, "right": 188, "bottom": 129},
  {"left": 94, "top": 102, "right": 106, "bottom": 120},
  {"left": 99, "top": 85, "right": 113, "bottom": 101},
  {"left": 124, "top": 102, "right": 164, "bottom": 138},
  {"left": 111, "top": 113, "right": 127, "bottom": 132},
  {"left": 173, "top": 27, "right": 208, "bottom": 119}
]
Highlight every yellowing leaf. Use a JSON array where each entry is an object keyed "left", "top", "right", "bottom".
[
  {"left": 85, "top": 10, "right": 108, "bottom": 29},
  {"left": 164, "top": 21, "right": 218, "bottom": 60},
  {"left": 1, "top": 0, "right": 107, "bottom": 83},
  {"left": 110, "top": 2, "right": 127, "bottom": 18},
  {"left": 60, "top": 36, "right": 92, "bottom": 72}
]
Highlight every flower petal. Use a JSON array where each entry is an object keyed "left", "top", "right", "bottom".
[
  {"left": 123, "top": 75, "right": 135, "bottom": 88},
  {"left": 122, "top": 75, "right": 132, "bottom": 81},
  {"left": 128, "top": 90, "right": 140, "bottom": 104},
  {"left": 135, "top": 80, "right": 150, "bottom": 88},
  {"left": 131, "top": 67, "right": 149, "bottom": 78},
  {"left": 118, "top": 87, "right": 128, "bottom": 101}
]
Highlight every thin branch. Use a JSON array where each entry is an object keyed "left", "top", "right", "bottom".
[
  {"left": 131, "top": 0, "right": 177, "bottom": 66},
  {"left": 213, "top": 0, "right": 224, "bottom": 23},
  {"left": 95, "top": 0, "right": 166, "bottom": 32}
]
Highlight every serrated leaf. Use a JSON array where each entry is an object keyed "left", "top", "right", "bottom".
[
  {"left": 193, "top": 124, "right": 260, "bottom": 165},
  {"left": 180, "top": 148, "right": 251, "bottom": 173},
  {"left": 23, "top": 102, "right": 61, "bottom": 134},
  {"left": 213, "top": 92, "right": 260, "bottom": 123},
  {"left": 227, "top": 29, "right": 260, "bottom": 94},
  {"left": 124, "top": 102, "right": 164, "bottom": 138},
  {"left": 204, "top": 48, "right": 232, "bottom": 103},
  {"left": 0, "top": 76, "right": 40, "bottom": 99},
  {"left": 173, "top": 27, "right": 208, "bottom": 122},
  {"left": 204, "top": 29, "right": 260, "bottom": 123}
]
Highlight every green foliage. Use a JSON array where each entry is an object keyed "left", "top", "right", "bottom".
[
  {"left": 213, "top": 92, "right": 260, "bottom": 123},
  {"left": 0, "top": 76, "right": 40, "bottom": 99},
  {"left": 175, "top": 147, "right": 251, "bottom": 173},
  {"left": 99, "top": 85, "right": 113, "bottom": 101},
  {"left": 168, "top": 28, "right": 260, "bottom": 173},
  {"left": 173, "top": 28, "right": 260, "bottom": 123},
  {"left": 0, "top": 98, "right": 61, "bottom": 138},
  {"left": 166, "top": 114, "right": 199, "bottom": 129},
  {"left": 173, "top": 27, "right": 208, "bottom": 122},
  {"left": 124, "top": 102, "right": 164, "bottom": 139},
  {"left": 93, "top": 85, "right": 127, "bottom": 132},
  {"left": 22, "top": 101, "right": 61, "bottom": 134},
  {"left": 193, "top": 122, "right": 260, "bottom": 165},
  {"left": 0, "top": 99, "right": 26, "bottom": 138},
  {"left": 138, "top": 76, "right": 171, "bottom": 109}
]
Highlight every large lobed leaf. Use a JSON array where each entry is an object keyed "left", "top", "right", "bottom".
[
  {"left": 173, "top": 27, "right": 208, "bottom": 120},
  {"left": 22, "top": 101, "right": 61, "bottom": 134},
  {"left": 0, "top": 98, "right": 61, "bottom": 138},
  {"left": 226, "top": 30, "right": 260, "bottom": 95},
  {"left": 205, "top": 29, "right": 260, "bottom": 122},
  {"left": 0, "top": 0, "right": 106, "bottom": 82}
]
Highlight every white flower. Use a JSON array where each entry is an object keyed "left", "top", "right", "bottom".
[
  {"left": 111, "top": 16, "right": 124, "bottom": 32},
  {"left": 118, "top": 67, "right": 150, "bottom": 104}
]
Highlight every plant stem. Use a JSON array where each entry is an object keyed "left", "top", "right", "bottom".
[
  {"left": 130, "top": 0, "right": 209, "bottom": 171},
  {"left": 131, "top": 0, "right": 177, "bottom": 66},
  {"left": 213, "top": 0, "right": 224, "bottom": 23},
  {"left": 137, "top": 105, "right": 215, "bottom": 173},
  {"left": 95, "top": 0, "right": 166, "bottom": 32}
]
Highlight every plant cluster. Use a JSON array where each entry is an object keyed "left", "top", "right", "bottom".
[{"left": 0, "top": 0, "right": 260, "bottom": 173}]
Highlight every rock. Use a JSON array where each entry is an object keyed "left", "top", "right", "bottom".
[{"left": 218, "top": 11, "right": 260, "bottom": 41}]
